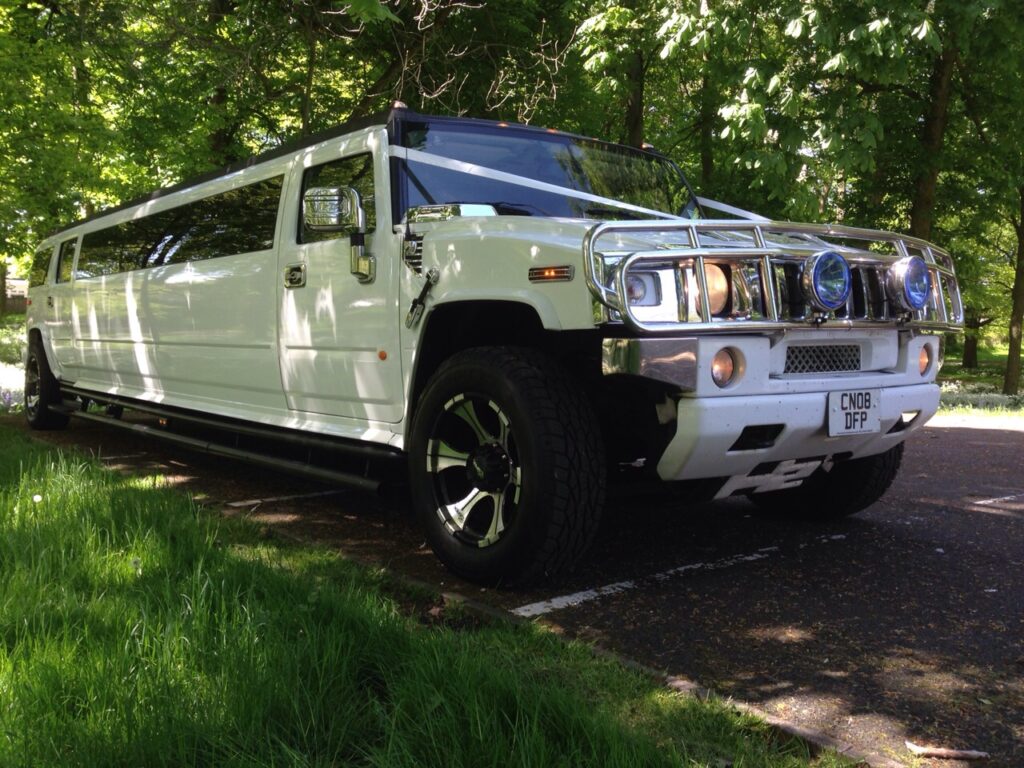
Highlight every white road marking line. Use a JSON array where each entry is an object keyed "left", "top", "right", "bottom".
[
  {"left": 512, "top": 547, "right": 783, "bottom": 619},
  {"left": 974, "top": 492, "right": 1024, "bottom": 506},
  {"left": 95, "top": 453, "right": 148, "bottom": 461},
  {"left": 225, "top": 490, "right": 345, "bottom": 508}
]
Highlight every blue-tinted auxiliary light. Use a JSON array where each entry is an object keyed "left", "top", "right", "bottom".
[
  {"left": 888, "top": 256, "right": 932, "bottom": 311},
  {"left": 801, "top": 250, "right": 852, "bottom": 312}
]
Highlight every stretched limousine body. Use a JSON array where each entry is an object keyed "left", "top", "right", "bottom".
[{"left": 25, "top": 108, "right": 963, "bottom": 584}]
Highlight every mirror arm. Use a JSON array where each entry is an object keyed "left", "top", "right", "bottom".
[{"left": 350, "top": 230, "right": 375, "bottom": 284}]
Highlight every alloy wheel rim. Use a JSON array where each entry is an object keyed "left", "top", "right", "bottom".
[{"left": 425, "top": 393, "right": 522, "bottom": 548}]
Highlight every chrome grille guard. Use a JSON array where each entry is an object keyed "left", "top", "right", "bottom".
[{"left": 583, "top": 219, "right": 964, "bottom": 334}]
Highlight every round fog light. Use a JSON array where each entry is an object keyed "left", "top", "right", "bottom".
[
  {"left": 918, "top": 345, "right": 932, "bottom": 376},
  {"left": 711, "top": 348, "right": 736, "bottom": 388},
  {"left": 801, "top": 250, "right": 852, "bottom": 312},
  {"left": 889, "top": 256, "right": 932, "bottom": 311}
]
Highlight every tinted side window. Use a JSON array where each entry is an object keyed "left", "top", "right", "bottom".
[
  {"left": 29, "top": 246, "right": 53, "bottom": 287},
  {"left": 56, "top": 238, "right": 77, "bottom": 283},
  {"left": 174, "top": 176, "right": 283, "bottom": 265},
  {"left": 78, "top": 175, "right": 284, "bottom": 277},
  {"left": 78, "top": 222, "right": 148, "bottom": 278},
  {"left": 300, "top": 154, "right": 376, "bottom": 243}
]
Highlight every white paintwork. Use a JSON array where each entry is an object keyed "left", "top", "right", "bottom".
[
  {"left": 276, "top": 128, "right": 405, "bottom": 423},
  {"left": 657, "top": 381, "right": 938, "bottom": 481}
]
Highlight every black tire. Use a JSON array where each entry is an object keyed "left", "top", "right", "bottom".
[
  {"left": 749, "top": 443, "right": 903, "bottom": 519},
  {"left": 24, "top": 335, "right": 70, "bottom": 430},
  {"left": 409, "top": 347, "right": 606, "bottom": 586}
]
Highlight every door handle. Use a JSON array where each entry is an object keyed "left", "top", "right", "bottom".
[{"left": 284, "top": 263, "right": 306, "bottom": 289}]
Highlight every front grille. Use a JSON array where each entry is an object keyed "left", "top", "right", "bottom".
[
  {"left": 784, "top": 344, "right": 861, "bottom": 374},
  {"left": 776, "top": 264, "right": 892, "bottom": 321},
  {"left": 403, "top": 237, "right": 424, "bottom": 273}
]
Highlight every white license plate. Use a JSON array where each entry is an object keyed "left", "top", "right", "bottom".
[{"left": 827, "top": 389, "right": 881, "bottom": 436}]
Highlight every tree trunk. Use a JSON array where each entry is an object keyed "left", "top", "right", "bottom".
[
  {"left": 1003, "top": 188, "right": 1024, "bottom": 395},
  {"left": 962, "top": 332, "right": 979, "bottom": 369},
  {"left": 909, "top": 45, "right": 957, "bottom": 239},
  {"left": 623, "top": 49, "right": 645, "bottom": 148},
  {"left": 961, "top": 306, "right": 991, "bottom": 369},
  {"left": 697, "top": 70, "right": 716, "bottom": 189},
  {"left": 206, "top": 0, "right": 237, "bottom": 165},
  {"left": 300, "top": 11, "right": 318, "bottom": 136}
]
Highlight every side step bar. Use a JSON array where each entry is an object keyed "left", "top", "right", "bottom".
[
  {"left": 60, "top": 385, "right": 400, "bottom": 463},
  {"left": 55, "top": 396, "right": 390, "bottom": 495}
]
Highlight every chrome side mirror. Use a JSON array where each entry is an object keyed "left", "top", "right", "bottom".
[
  {"left": 302, "top": 186, "right": 374, "bottom": 283},
  {"left": 303, "top": 186, "right": 364, "bottom": 233}
]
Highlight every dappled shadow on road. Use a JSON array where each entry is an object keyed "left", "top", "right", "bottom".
[{"left": 539, "top": 425, "right": 1024, "bottom": 767}]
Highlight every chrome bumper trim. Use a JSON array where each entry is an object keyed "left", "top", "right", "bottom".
[{"left": 601, "top": 338, "right": 698, "bottom": 391}]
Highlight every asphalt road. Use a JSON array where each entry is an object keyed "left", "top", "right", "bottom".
[{"left": 14, "top": 412, "right": 1024, "bottom": 767}]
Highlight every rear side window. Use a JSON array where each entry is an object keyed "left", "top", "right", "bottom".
[
  {"left": 77, "top": 175, "right": 284, "bottom": 279},
  {"left": 56, "top": 238, "right": 77, "bottom": 283},
  {"left": 29, "top": 246, "right": 53, "bottom": 287},
  {"left": 299, "top": 154, "right": 376, "bottom": 243}
]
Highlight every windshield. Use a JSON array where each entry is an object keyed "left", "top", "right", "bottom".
[{"left": 395, "top": 119, "right": 696, "bottom": 221}]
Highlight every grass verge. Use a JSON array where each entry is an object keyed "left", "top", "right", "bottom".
[{"left": 0, "top": 424, "right": 848, "bottom": 767}]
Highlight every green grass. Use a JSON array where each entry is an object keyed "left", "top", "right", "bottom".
[
  {"left": 938, "top": 342, "right": 1024, "bottom": 412},
  {"left": 0, "top": 424, "right": 847, "bottom": 768},
  {"left": 938, "top": 342, "right": 1008, "bottom": 393}
]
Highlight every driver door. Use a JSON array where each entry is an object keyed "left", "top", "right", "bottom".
[{"left": 277, "top": 130, "right": 404, "bottom": 424}]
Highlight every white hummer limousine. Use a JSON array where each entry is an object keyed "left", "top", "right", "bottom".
[{"left": 25, "top": 108, "right": 963, "bottom": 584}]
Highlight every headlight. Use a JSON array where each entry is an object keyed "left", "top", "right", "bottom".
[
  {"left": 703, "top": 264, "right": 729, "bottom": 316},
  {"left": 626, "top": 274, "right": 647, "bottom": 304},
  {"left": 888, "top": 256, "right": 932, "bottom": 311},
  {"left": 801, "top": 250, "right": 851, "bottom": 312},
  {"left": 625, "top": 272, "right": 661, "bottom": 306}
]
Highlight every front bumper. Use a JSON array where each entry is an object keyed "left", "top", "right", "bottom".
[
  {"left": 655, "top": 383, "right": 938, "bottom": 482},
  {"left": 602, "top": 333, "right": 941, "bottom": 485}
]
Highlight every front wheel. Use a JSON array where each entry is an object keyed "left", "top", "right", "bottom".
[
  {"left": 409, "top": 347, "right": 605, "bottom": 586},
  {"left": 749, "top": 443, "right": 904, "bottom": 519}
]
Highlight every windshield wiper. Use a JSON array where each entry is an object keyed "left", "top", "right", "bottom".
[
  {"left": 483, "top": 201, "right": 551, "bottom": 216},
  {"left": 580, "top": 204, "right": 651, "bottom": 221}
]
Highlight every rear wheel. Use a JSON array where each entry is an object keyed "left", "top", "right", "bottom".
[
  {"left": 749, "top": 443, "right": 903, "bottom": 519},
  {"left": 25, "top": 336, "right": 69, "bottom": 430},
  {"left": 409, "top": 347, "right": 605, "bottom": 586}
]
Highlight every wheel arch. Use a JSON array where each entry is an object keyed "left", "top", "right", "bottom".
[
  {"left": 26, "top": 327, "right": 49, "bottom": 367},
  {"left": 406, "top": 300, "right": 547, "bottom": 437}
]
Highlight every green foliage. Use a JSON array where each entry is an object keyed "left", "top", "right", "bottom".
[
  {"left": 0, "top": 312, "right": 24, "bottom": 367},
  {"left": 0, "top": 428, "right": 842, "bottom": 766}
]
